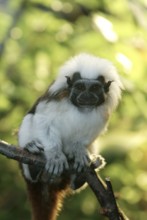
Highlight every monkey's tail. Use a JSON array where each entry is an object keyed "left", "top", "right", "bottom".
[{"left": 25, "top": 179, "right": 69, "bottom": 220}]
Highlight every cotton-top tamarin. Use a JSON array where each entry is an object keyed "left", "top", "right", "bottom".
[{"left": 18, "top": 53, "right": 123, "bottom": 220}]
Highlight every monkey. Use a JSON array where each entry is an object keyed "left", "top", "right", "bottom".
[{"left": 18, "top": 53, "right": 123, "bottom": 220}]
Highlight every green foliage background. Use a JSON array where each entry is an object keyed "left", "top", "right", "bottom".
[{"left": 0, "top": 0, "right": 147, "bottom": 219}]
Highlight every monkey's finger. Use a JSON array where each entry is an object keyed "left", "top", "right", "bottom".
[
  {"left": 55, "top": 160, "right": 69, "bottom": 174},
  {"left": 53, "top": 163, "right": 61, "bottom": 175},
  {"left": 37, "top": 146, "right": 44, "bottom": 152},
  {"left": 63, "top": 160, "right": 69, "bottom": 170},
  {"left": 73, "top": 161, "right": 81, "bottom": 170},
  {"left": 83, "top": 156, "right": 90, "bottom": 166},
  {"left": 47, "top": 163, "right": 55, "bottom": 174},
  {"left": 57, "top": 163, "right": 63, "bottom": 174},
  {"left": 77, "top": 164, "right": 83, "bottom": 172}
]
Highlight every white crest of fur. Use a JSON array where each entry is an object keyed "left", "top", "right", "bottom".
[{"left": 50, "top": 53, "right": 123, "bottom": 112}]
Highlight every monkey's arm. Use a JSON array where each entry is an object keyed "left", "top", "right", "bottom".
[{"left": 18, "top": 110, "right": 69, "bottom": 181}]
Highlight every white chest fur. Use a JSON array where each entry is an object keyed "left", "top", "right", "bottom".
[{"left": 36, "top": 99, "right": 107, "bottom": 148}]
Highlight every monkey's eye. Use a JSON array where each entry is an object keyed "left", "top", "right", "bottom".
[{"left": 75, "top": 83, "right": 85, "bottom": 91}]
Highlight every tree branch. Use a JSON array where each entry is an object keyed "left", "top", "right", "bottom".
[
  {"left": 0, "top": 140, "right": 129, "bottom": 220},
  {"left": 0, "top": 140, "right": 44, "bottom": 167},
  {"left": 86, "top": 168, "right": 129, "bottom": 220}
]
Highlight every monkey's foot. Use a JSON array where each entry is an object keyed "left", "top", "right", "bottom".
[
  {"left": 67, "top": 148, "right": 91, "bottom": 172},
  {"left": 24, "top": 140, "right": 44, "bottom": 153},
  {"left": 73, "top": 154, "right": 90, "bottom": 172},
  {"left": 45, "top": 150, "right": 69, "bottom": 175}
]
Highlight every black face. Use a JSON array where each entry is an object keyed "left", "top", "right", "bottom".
[{"left": 66, "top": 72, "right": 113, "bottom": 109}]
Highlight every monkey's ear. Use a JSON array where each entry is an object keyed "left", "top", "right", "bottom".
[
  {"left": 66, "top": 72, "right": 81, "bottom": 88},
  {"left": 97, "top": 75, "right": 113, "bottom": 93},
  {"left": 97, "top": 75, "right": 105, "bottom": 84},
  {"left": 65, "top": 76, "right": 72, "bottom": 88},
  {"left": 72, "top": 72, "right": 81, "bottom": 83},
  {"left": 104, "top": 80, "right": 113, "bottom": 93}
]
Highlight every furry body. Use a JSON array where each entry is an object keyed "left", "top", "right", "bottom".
[{"left": 18, "top": 53, "right": 123, "bottom": 182}]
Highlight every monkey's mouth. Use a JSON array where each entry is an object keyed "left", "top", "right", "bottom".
[
  {"left": 77, "top": 100, "right": 98, "bottom": 108},
  {"left": 77, "top": 98, "right": 105, "bottom": 108}
]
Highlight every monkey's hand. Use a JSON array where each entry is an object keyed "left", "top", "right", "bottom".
[
  {"left": 45, "top": 149, "right": 69, "bottom": 175},
  {"left": 67, "top": 146, "right": 91, "bottom": 172},
  {"left": 24, "top": 141, "right": 69, "bottom": 176},
  {"left": 24, "top": 139, "right": 44, "bottom": 154}
]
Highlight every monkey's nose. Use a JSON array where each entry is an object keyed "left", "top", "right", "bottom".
[{"left": 77, "top": 95, "right": 98, "bottom": 106}]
